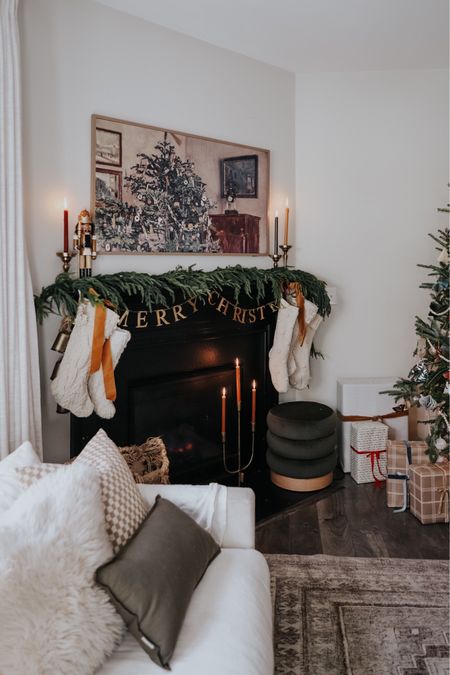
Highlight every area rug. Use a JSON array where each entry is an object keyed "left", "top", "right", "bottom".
[{"left": 265, "top": 555, "right": 449, "bottom": 675}]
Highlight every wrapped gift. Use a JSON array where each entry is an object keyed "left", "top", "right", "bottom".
[
  {"left": 350, "top": 422, "right": 388, "bottom": 484},
  {"left": 337, "top": 378, "right": 409, "bottom": 472},
  {"left": 409, "top": 462, "right": 450, "bottom": 524},
  {"left": 386, "top": 440, "right": 429, "bottom": 509}
]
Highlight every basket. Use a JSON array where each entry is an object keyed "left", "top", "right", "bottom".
[{"left": 119, "top": 436, "right": 170, "bottom": 484}]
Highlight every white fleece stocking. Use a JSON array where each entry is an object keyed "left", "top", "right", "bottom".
[
  {"left": 288, "top": 310, "right": 323, "bottom": 390},
  {"left": 51, "top": 302, "right": 119, "bottom": 417},
  {"left": 269, "top": 298, "right": 299, "bottom": 393},
  {"left": 88, "top": 328, "right": 131, "bottom": 419}
]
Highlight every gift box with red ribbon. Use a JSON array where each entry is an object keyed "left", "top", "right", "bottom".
[
  {"left": 409, "top": 461, "right": 449, "bottom": 525},
  {"left": 350, "top": 421, "right": 388, "bottom": 485},
  {"left": 337, "top": 378, "right": 409, "bottom": 473}
]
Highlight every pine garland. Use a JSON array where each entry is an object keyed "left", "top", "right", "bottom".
[{"left": 34, "top": 265, "right": 331, "bottom": 323}]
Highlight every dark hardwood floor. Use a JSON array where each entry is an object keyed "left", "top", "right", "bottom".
[{"left": 255, "top": 474, "right": 449, "bottom": 559}]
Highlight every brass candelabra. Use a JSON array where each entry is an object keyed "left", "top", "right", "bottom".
[{"left": 222, "top": 402, "right": 255, "bottom": 487}]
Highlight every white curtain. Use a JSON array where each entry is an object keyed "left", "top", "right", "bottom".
[{"left": 0, "top": 0, "right": 42, "bottom": 458}]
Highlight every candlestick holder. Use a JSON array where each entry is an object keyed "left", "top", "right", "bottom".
[
  {"left": 222, "top": 402, "right": 255, "bottom": 487},
  {"left": 279, "top": 243, "right": 292, "bottom": 267},
  {"left": 56, "top": 251, "right": 75, "bottom": 273},
  {"left": 270, "top": 253, "right": 282, "bottom": 268}
]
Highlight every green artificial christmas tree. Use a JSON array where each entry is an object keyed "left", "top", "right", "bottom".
[{"left": 385, "top": 224, "right": 449, "bottom": 462}]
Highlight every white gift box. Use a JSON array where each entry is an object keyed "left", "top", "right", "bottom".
[
  {"left": 337, "top": 378, "right": 409, "bottom": 473},
  {"left": 350, "top": 421, "right": 388, "bottom": 484}
]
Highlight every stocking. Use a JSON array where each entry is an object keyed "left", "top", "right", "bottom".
[
  {"left": 51, "top": 302, "right": 118, "bottom": 417},
  {"left": 88, "top": 327, "right": 131, "bottom": 419},
  {"left": 288, "top": 310, "right": 323, "bottom": 390},
  {"left": 269, "top": 299, "right": 299, "bottom": 393}
]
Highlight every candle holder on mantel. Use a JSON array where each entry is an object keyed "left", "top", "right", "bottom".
[
  {"left": 269, "top": 252, "right": 282, "bottom": 268},
  {"left": 279, "top": 243, "right": 292, "bottom": 267},
  {"left": 222, "top": 408, "right": 255, "bottom": 487},
  {"left": 56, "top": 250, "right": 75, "bottom": 273}
]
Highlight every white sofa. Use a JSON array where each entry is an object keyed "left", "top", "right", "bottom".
[{"left": 98, "top": 484, "right": 274, "bottom": 675}]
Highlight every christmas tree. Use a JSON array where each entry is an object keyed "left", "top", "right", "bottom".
[
  {"left": 124, "top": 134, "right": 218, "bottom": 253},
  {"left": 385, "top": 224, "right": 449, "bottom": 462}
]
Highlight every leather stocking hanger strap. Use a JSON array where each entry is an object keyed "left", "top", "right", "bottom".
[
  {"left": 89, "top": 305, "right": 117, "bottom": 401},
  {"left": 285, "top": 282, "right": 306, "bottom": 345}
]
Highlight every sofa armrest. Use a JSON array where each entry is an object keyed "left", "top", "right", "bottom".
[
  {"left": 137, "top": 484, "right": 255, "bottom": 549},
  {"left": 224, "top": 487, "right": 255, "bottom": 549}
]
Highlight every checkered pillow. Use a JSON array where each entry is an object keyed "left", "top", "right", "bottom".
[
  {"left": 74, "top": 429, "right": 148, "bottom": 553},
  {"left": 15, "top": 463, "right": 63, "bottom": 487}
]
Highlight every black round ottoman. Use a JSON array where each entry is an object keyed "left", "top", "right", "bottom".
[
  {"left": 266, "top": 401, "right": 337, "bottom": 492},
  {"left": 267, "top": 401, "right": 336, "bottom": 440},
  {"left": 266, "top": 429, "right": 336, "bottom": 461}
]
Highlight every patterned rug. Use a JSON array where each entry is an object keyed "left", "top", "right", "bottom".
[{"left": 265, "top": 555, "right": 449, "bottom": 675}]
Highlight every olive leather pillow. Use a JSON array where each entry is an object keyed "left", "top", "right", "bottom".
[{"left": 96, "top": 495, "right": 220, "bottom": 669}]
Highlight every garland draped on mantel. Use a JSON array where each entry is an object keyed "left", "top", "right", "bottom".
[{"left": 34, "top": 265, "right": 331, "bottom": 323}]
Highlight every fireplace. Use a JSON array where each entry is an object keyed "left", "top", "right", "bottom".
[{"left": 70, "top": 292, "right": 277, "bottom": 483}]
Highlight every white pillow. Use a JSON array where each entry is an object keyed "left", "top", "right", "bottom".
[
  {"left": 0, "top": 463, "right": 124, "bottom": 675},
  {"left": 0, "top": 441, "right": 41, "bottom": 473},
  {"left": 0, "top": 441, "right": 42, "bottom": 514}
]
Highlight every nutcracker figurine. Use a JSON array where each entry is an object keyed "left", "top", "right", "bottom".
[{"left": 73, "top": 209, "right": 97, "bottom": 277}]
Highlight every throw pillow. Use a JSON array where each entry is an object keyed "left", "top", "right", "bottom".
[
  {"left": 0, "top": 463, "right": 125, "bottom": 675},
  {"left": 0, "top": 441, "right": 42, "bottom": 514},
  {"left": 15, "top": 462, "right": 62, "bottom": 487},
  {"left": 0, "top": 440, "right": 41, "bottom": 472},
  {"left": 75, "top": 428, "right": 148, "bottom": 553},
  {"left": 96, "top": 495, "right": 221, "bottom": 669}
]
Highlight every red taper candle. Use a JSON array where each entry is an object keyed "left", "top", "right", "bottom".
[
  {"left": 63, "top": 198, "right": 69, "bottom": 253},
  {"left": 221, "top": 387, "right": 226, "bottom": 435},
  {"left": 235, "top": 358, "right": 241, "bottom": 406}
]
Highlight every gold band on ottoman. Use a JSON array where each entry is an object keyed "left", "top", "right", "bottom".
[{"left": 270, "top": 470, "right": 333, "bottom": 492}]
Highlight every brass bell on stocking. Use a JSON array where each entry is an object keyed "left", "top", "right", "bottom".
[{"left": 51, "top": 316, "right": 73, "bottom": 353}]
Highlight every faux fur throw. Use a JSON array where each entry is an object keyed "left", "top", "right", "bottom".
[{"left": 0, "top": 463, "right": 124, "bottom": 675}]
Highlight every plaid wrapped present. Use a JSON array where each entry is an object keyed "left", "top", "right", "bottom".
[
  {"left": 409, "top": 462, "right": 450, "bottom": 525},
  {"left": 386, "top": 440, "right": 428, "bottom": 509},
  {"left": 350, "top": 422, "right": 388, "bottom": 485}
]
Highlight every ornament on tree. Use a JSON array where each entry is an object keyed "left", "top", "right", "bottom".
[
  {"left": 435, "top": 437, "right": 448, "bottom": 451},
  {"left": 383, "top": 225, "right": 449, "bottom": 462},
  {"left": 418, "top": 394, "right": 438, "bottom": 410},
  {"left": 438, "top": 247, "right": 448, "bottom": 265},
  {"left": 409, "top": 360, "right": 429, "bottom": 383}
]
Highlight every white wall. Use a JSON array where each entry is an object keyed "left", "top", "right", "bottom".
[
  {"left": 293, "top": 69, "right": 449, "bottom": 420},
  {"left": 20, "top": 0, "right": 295, "bottom": 461}
]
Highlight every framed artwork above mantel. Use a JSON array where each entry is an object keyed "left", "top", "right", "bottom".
[{"left": 91, "top": 114, "right": 270, "bottom": 255}]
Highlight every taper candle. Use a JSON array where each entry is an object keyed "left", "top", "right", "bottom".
[
  {"left": 221, "top": 387, "right": 226, "bottom": 434},
  {"left": 251, "top": 380, "right": 256, "bottom": 425},
  {"left": 235, "top": 358, "right": 241, "bottom": 406},
  {"left": 63, "top": 198, "right": 69, "bottom": 253},
  {"left": 274, "top": 209, "right": 279, "bottom": 254},
  {"left": 284, "top": 199, "right": 289, "bottom": 246}
]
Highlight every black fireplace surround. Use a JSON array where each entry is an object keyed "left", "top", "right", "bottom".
[{"left": 70, "top": 290, "right": 277, "bottom": 483}]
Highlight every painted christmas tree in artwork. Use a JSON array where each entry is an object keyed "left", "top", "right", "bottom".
[
  {"left": 124, "top": 134, "right": 217, "bottom": 253},
  {"left": 385, "top": 223, "right": 449, "bottom": 462}
]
